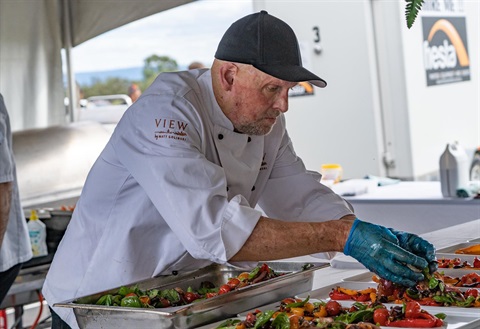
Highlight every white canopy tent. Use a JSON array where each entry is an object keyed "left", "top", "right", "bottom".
[{"left": 0, "top": 0, "right": 194, "bottom": 131}]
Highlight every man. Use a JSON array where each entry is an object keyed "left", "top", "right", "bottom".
[
  {"left": 0, "top": 93, "right": 32, "bottom": 304},
  {"left": 127, "top": 83, "right": 142, "bottom": 103},
  {"left": 43, "top": 11, "right": 436, "bottom": 328}
]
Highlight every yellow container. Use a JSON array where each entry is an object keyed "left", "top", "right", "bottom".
[{"left": 321, "top": 164, "right": 343, "bottom": 183}]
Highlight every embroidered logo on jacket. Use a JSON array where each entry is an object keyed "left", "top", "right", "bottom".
[
  {"left": 154, "top": 118, "right": 188, "bottom": 141},
  {"left": 260, "top": 153, "right": 268, "bottom": 171}
]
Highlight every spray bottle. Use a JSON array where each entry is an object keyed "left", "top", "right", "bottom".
[{"left": 27, "top": 209, "right": 48, "bottom": 257}]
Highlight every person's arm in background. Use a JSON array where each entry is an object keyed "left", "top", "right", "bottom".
[
  {"left": 0, "top": 92, "right": 13, "bottom": 248},
  {"left": 0, "top": 181, "right": 12, "bottom": 247}
]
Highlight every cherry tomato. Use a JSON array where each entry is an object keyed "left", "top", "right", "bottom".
[
  {"left": 465, "top": 288, "right": 479, "bottom": 298},
  {"left": 183, "top": 292, "right": 200, "bottom": 303},
  {"left": 473, "top": 257, "right": 480, "bottom": 268},
  {"left": 373, "top": 308, "right": 389, "bottom": 326},
  {"left": 158, "top": 298, "right": 171, "bottom": 307},
  {"left": 218, "top": 284, "right": 231, "bottom": 295},
  {"left": 325, "top": 300, "right": 342, "bottom": 316},
  {"left": 227, "top": 278, "right": 241, "bottom": 289}
]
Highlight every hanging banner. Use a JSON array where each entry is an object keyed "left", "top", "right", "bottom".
[{"left": 422, "top": 16, "right": 470, "bottom": 86}]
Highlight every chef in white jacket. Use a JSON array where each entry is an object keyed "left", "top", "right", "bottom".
[{"left": 43, "top": 11, "right": 436, "bottom": 329}]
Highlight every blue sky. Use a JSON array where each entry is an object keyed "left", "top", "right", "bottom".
[{"left": 72, "top": 0, "right": 253, "bottom": 73}]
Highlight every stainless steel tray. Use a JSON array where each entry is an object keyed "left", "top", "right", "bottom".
[{"left": 54, "top": 262, "right": 328, "bottom": 329}]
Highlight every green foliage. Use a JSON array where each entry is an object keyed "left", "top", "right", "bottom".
[
  {"left": 143, "top": 54, "right": 178, "bottom": 81},
  {"left": 405, "top": 0, "right": 424, "bottom": 29},
  {"left": 80, "top": 77, "right": 133, "bottom": 99},
  {"left": 80, "top": 54, "right": 179, "bottom": 98}
]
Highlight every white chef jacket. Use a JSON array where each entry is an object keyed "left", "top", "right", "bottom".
[
  {"left": 0, "top": 94, "right": 32, "bottom": 272},
  {"left": 42, "top": 69, "right": 352, "bottom": 328}
]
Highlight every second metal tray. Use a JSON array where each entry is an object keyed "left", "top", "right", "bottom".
[{"left": 54, "top": 262, "right": 328, "bottom": 329}]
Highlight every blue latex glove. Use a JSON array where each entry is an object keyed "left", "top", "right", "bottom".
[
  {"left": 344, "top": 218, "right": 429, "bottom": 286},
  {"left": 389, "top": 229, "right": 438, "bottom": 274}
]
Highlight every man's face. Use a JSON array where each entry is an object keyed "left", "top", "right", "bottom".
[{"left": 226, "top": 65, "right": 297, "bottom": 135}]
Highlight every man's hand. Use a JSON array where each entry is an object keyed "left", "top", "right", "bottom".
[
  {"left": 343, "top": 218, "right": 431, "bottom": 287},
  {"left": 389, "top": 229, "right": 437, "bottom": 274}
]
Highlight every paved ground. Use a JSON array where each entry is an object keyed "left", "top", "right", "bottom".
[{"left": 5, "top": 302, "right": 51, "bottom": 329}]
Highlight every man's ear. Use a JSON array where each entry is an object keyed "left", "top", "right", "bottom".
[{"left": 218, "top": 62, "right": 238, "bottom": 91}]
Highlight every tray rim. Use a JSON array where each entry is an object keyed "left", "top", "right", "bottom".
[
  {"left": 436, "top": 242, "right": 480, "bottom": 255},
  {"left": 53, "top": 262, "right": 329, "bottom": 315}
]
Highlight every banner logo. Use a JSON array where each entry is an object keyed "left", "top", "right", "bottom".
[{"left": 422, "top": 16, "right": 470, "bottom": 86}]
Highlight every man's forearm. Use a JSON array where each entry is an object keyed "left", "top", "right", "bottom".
[
  {"left": 230, "top": 215, "right": 356, "bottom": 262},
  {"left": 0, "top": 182, "right": 13, "bottom": 248}
]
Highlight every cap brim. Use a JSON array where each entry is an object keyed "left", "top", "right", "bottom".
[{"left": 254, "top": 64, "right": 327, "bottom": 88}]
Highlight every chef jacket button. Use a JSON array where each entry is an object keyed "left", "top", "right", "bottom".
[
  {"left": 247, "top": 137, "right": 251, "bottom": 142},
  {"left": 251, "top": 186, "right": 255, "bottom": 191},
  {"left": 226, "top": 186, "right": 229, "bottom": 191},
  {"left": 218, "top": 134, "right": 224, "bottom": 140}
]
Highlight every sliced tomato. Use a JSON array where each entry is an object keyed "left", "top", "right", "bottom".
[
  {"left": 461, "top": 273, "right": 480, "bottom": 287},
  {"left": 473, "top": 257, "right": 480, "bottom": 268},
  {"left": 464, "top": 288, "right": 479, "bottom": 298},
  {"left": 218, "top": 284, "right": 231, "bottom": 295},
  {"left": 227, "top": 278, "right": 241, "bottom": 289}
]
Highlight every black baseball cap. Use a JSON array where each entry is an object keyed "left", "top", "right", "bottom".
[{"left": 215, "top": 10, "right": 327, "bottom": 88}]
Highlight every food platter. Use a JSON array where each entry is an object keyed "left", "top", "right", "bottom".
[
  {"left": 54, "top": 262, "right": 327, "bottom": 329},
  {"left": 437, "top": 243, "right": 480, "bottom": 264},
  {"left": 195, "top": 292, "right": 480, "bottom": 329},
  {"left": 342, "top": 269, "right": 480, "bottom": 283},
  {"left": 296, "top": 282, "right": 480, "bottom": 329}
]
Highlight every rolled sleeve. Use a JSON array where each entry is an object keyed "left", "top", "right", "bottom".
[{"left": 221, "top": 195, "right": 262, "bottom": 260}]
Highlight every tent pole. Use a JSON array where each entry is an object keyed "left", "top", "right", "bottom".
[{"left": 62, "top": 0, "right": 76, "bottom": 122}]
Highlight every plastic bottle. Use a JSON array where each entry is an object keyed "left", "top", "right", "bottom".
[
  {"left": 439, "top": 142, "right": 469, "bottom": 197},
  {"left": 27, "top": 209, "right": 48, "bottom": 257}
]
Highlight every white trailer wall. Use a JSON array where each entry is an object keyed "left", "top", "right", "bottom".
[{"left": 253, "top": 0, "right": 479, "bottom": 180}]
